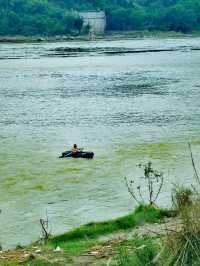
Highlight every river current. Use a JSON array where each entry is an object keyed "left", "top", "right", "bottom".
[{"left": 0, "top": 37, "right": 200, "bottom": 249}]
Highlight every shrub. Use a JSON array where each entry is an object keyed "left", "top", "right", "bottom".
[
  {"left": 115, "top": 236, "right": 158, "bottom": 266},
  {"left": 125, "top": 162, "right": 164, "bottom": 206},
  {"left": 163, "top": 201, "right": 200, "bottom": 266},
  {"left": 172, "top": 185, "right": 193, "bottom": 212}
]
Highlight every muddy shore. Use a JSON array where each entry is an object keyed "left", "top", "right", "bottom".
[{"left": 0, "top": 30, "right": 193, "bottom": 43}]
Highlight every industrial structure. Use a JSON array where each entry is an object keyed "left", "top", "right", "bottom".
[{"left": 79, "top": 10, "right": 106, "bottom": 34}]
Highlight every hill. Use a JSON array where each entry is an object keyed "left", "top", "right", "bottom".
[{"left": 0, "top": 0, "right": 200, "bottom": 36}]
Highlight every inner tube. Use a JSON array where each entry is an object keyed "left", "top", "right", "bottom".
[{"left": 59, "top": 151, "right": 94, "bottom": 159}]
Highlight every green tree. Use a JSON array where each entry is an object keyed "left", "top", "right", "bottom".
[{"left": 0, "top": 0, "right": 200, "bottom": 35}]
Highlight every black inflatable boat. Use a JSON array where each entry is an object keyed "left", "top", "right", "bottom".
[{"left": 59, "top": 151, "right": 94, "bottom": 159}]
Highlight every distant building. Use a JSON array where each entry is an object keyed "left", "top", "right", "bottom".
[{"left": 79, "top": 10, "right": 106, "bottom": 34}]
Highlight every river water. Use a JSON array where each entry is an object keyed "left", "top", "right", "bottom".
[{"left": 0, "top": 37, "right": 200, "bottom": 249}]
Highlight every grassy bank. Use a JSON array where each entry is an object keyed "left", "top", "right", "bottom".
[
  {"left": 1, "top": 205, "right": 174, "bottom": 265},
  {"left": 51, "top": 205, "right": 173, "bottom": 244},
  {"left": 3, "top": 188, "right": 200, "bottom": 266},
  {"left": 4, "top": 235, "right": 160, "bottom": 266}
]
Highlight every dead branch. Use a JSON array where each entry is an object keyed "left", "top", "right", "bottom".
[
  {"left": 188, "top": 142, "right": 200, "bottom": 186},
  {"left": 125, "top": 162, "right": 164, "bottom": 206},
  {"left": 153, "top": 174, "right": 164, "bottom": 203},
  {"left": 40, "top": 211, "right": 51, "bottom": 241},
  {"left": 124, "top": 177, "right": 140, "bottom": 204}
]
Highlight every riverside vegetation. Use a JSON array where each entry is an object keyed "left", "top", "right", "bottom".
[
  {"left": 1, "top": 0, "right": 200, "bottom": 36},
  {"left": 2, "top": 151, "right": 200, "bottom": 266}
]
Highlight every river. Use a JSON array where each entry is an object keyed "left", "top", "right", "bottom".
[{"left": 0, "top": 37, "right": 200, "bottom": 249}]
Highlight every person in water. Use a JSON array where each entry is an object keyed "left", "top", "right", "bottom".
[{"left": 71, "top": 144, "right": 80, "bottom": 154}]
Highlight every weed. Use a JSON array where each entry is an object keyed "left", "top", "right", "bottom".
[
  {"left": 163, "top": 201, "right": 200, "bottom": 266},
  {"left": 172, "top": 185, "right": 193, "bottom": 212},
  {"left": 114, "top": 236, "right": 158, "bottom": 266},
  {"left": 125, "top": 162, "right": 164, "bottom": 206}
]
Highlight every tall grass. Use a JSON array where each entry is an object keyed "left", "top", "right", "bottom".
[
  {"left": 172, "top": 185, "right": 193, "bottom": 212},
  {"left": 115, "top": 236, "right": 158, "bottom": 266},
  {"left": 163, "top": 200, "right": 200, "bottom": 265}
]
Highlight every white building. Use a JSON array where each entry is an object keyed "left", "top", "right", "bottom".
[{"left": 79, "top": 11, "right": 106, "bottom": 34}]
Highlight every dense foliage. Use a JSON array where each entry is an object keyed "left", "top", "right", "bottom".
[{"left": 0, "top": 0, "right": 200, "bottom": 35}]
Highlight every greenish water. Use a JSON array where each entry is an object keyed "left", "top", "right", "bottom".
[{"left": 0, "top": 38, "right": 200, "bottom": 249}]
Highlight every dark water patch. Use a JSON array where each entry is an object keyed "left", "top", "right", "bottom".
[
  {"left": 102, "top": 48, "right": 179, "bottom": 55},
  {"left": 1, "top": 111, "right": 198, "bottom": 128},
  {"left": 45, "top": 53, "right": 85, "bottom": 58},
  {"left": 1, "top": 39, "right": 200, "bottom": 60},
  {"left": 191, "top": 48, "right": 200, "bottom": 51},
  {"left": 54, "top": 72, "right": 177, "bottom": 99},
  {"left": 46, "top": 45, "right": 200, "bottom": 58},
  {"left": 45, "top": 48, "right": 176, "bottom": 58},
  {"left": 108, "top": 83, "right": 170, "bottom": 97},
  {"left": 103, "top": 112, "right": 200, "bottom": 127},
  {"left": 0, "top": 57, "right": 24, "bottom": 60}
]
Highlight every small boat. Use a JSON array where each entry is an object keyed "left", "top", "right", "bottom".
[{"left": 59, "top": 151, "right": 94, "bottom": 159}]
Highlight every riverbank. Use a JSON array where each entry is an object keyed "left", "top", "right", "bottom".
[
  {"left": 1, "top": 183, "right": 199, "bottom": 266},
  {"left": 0, "top": 30, "right": 199, "bottom": 43},
  {"left": 0, "top": 205, "right": 175, "bottom": 265}
]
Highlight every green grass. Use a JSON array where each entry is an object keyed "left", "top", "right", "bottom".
[
  {"left": 114, "top": 236, "right": 158, "bottom": 266},
  {"left": 1, "top": 205, "right": 175, "bottom": 266},
  {"left": 52, "top": 238, "right": 98, "bottom": 257},
  {"left": 5, "top": 236, "right": 159, "bottom": 266},
  {"left": 50, "top": 205, "right": 174, "bottom": 246},
  {"left": 44, "top": 205, "right": 173, "bottom": 264}
]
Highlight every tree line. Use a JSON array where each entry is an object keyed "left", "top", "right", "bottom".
[{"left": 0, "top": 0, "right": 200, "bottom": 36}]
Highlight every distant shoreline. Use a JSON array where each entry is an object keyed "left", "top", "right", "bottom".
[{"left": 0, "top": 30, "right": 199, "bottom": 43}]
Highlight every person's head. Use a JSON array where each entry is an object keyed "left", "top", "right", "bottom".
[{"left": 73, "top": 144, "right": 77, "bottom": 148}]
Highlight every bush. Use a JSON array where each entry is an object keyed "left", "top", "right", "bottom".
[
  {"left": 172, "top": 185, "right": 193, "bottom": 212},
  {"left": 115, "top": 236, "right": 158, "bottom": 266},
  {"left": 125, "top": 162, "right": 164, "bottom": 206},
  {"left": 163, "top": 201, "right": 200, "bottom": 265}
]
